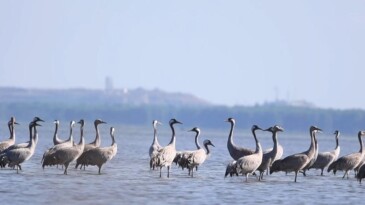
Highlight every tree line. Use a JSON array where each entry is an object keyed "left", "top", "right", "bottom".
[{"left": 1, "top": 102, "right": 364, "bottom": 134}]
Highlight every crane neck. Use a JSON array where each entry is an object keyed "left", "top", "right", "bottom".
[
  {"left": 27, "top": 124, "right": 34, "bottom": 148},
  {"left": 272, "top": 131, "right": 278, "bottom": 150},
  {"left": 194, "top": 131, "right": 201, "bottom": 149},
  {"left": 79, "top": 123, "right": 84, "bottom": 145},
  {"left": 335, "top": 133, "right": 339, "bottom": 149},
  {"left": 93, "top": 122, "right": 101, "bottom": 147},
  {"left": 204, "top": 143, "right": 211, "bottom": 155},
  {"left": 68, "top": 123, "right": 74, "bottom": 142},
  {"left": 168, "top": 123, "right": 177, "bottom": 146},
  {"left": 228, "top": 121, "right": 235, "bottom": 146},
  {"left": 358, "top": 132, "right": 364, "bottom": 154},
  {"left": 10, "top": 122, "right": 16, "bottom": 140},
  {"left": 33, "top": 125, "right": 39, "bottom": 145},
  {"left": 314, "top": 132, "right": 318, "bottom": 153},
  {"left": 53, "top": 122, "right": 59, "bottom": 144},
  {"left": 307, "top": 129, "right": 316, "bottom": 154},
  {"left": 78, "top": 132, "right": 85, "bottom": 151},
  {"left": 111, "top": 131, "right": 116, "bottom": 146},
  {"left": 252, "top": 129, "right": 261, "bottom": 153},
  {"left": 152, "top": 125, "right": 158, "bottom": 144}
]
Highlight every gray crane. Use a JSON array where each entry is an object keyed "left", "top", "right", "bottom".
[
  {"left": 185, "top": 127, "right": 215, "bottom": 177},
  {"left": 149, "top": 120, "right": 162, "bottom": 170},
  {"left": 155, "top": 118, "right": 182, "bottom": 178},
  {"left": 327, "top": 131, "right": 365, "bottom": 179},
  {"left": 75, "top": 127, "right": 117, "bottom": 174},
  {"left": 309, "top": 130, "right": 340, "bottom": 175},
  {"left": 75, "top": 119, "right": 106, "bottom": 169},
  {"left": 256, "top": 125, "right": 284, "bottom": 180},
  {"left": 226, "top": 118, "right": 262, "bottom": 160},
  {"left": 235, "top": 125, "right": 263, "bottom": 182},
  {"left": 0, "top": 121, "right": 41, "bottom": 173},
  {"left": 300, "top": 126, "right": 322, "bottom": 176},
  {"left": 270, "top": 126, "right": 322, "bottom": 182},
  {"left": 42, "top": 119, "right": 85, "bottom": 174},
  {"left": 0, "top": 117, "right": 19, "bottom": 153}
]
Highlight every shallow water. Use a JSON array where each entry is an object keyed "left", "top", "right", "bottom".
[{"left": 0, "top": 120, "right": 364, "bottom": 204}]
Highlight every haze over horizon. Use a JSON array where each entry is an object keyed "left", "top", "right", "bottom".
[{"left": 1, "top": 1, "right": 365, "bottom": 109}]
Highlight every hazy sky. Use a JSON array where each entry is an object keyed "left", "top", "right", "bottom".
[{"left": 1, "top": 1, "right": 365, "bottom": 109}]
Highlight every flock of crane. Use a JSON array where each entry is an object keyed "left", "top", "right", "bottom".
[
  {"left": 149, "top": 118, "right": 365, "bottom": 183},
  {"left": 0, "top": 117, "right": 117, "bottom": 175},
  {"left": 1, "top": 116, "right": 365, "bottom": 184}
]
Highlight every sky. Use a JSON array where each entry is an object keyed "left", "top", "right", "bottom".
[{"left": 1, "top": 1, "right": 365, "bottom": 109}]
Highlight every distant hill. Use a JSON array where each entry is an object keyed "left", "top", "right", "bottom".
[{"left": 0, "top": 87, "right": 211, "bottom": 107}]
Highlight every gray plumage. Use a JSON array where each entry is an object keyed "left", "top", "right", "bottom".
[
  {"left": 185, "top": 128, "right": 215, "bottom": 177},
  {"left": 155, "top": 118, "right": 182, "bottom": 178},
  {"left": 256, "top": 125, "right": 284, "bottom": 180},
  {"left": 226, "top": 118, "right": 262, "bottom": 160},
  {"left": 0, "top": 117, "right": 18, "bottom": 153},
  {"left": 327, "top": 131, "right": 365, "bottom": 179},
  {"left": 270, "top": 154, "right": 310, "bottom": 182},
  {"left": 42, "top": 119, "right": 85, "bottom": 175},
  {"left": 75, "top": 119, "right": 106, "bottom": 169},
  {"left": 309, "top": 130, "right": 340, "bottom": 175},
  {"left": 225, "top": 160, "right": 238, "bottom": 177},
  {"left": 235, "top": 125, "right": 263, "bottom": 182},
  {"left": 149, "top": 120, "right": 162, "bottom": 170},
  {"left": 76, "top": 127, "right": 117, "bottom": 174},
  {"left": 173, "top": 150, "right": 194, "bottom": 170},
  {"left": 0, "top": 121, "right": 41, "bottom": 173},
  {"left": 41, "top": 121, "right": 77, "bottom": 167},
  {"left": 356, "top": 163, "right": 365, "bottom": 183},
  {"left": 173, "top": 127, "right": 203, "bottom": 171},
  {"left": 270, "top": 126, "right": 322, "bottom": 182}
]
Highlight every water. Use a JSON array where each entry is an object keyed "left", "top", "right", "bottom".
[{"left": 0, "top": 120, "right": 364, "bottom": 204}]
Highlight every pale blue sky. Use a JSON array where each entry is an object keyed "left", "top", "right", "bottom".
[{"left": 1, "top": 1, "right": 365, "bottom": 109}]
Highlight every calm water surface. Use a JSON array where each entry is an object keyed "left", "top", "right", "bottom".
[{"left": 0, "top": 120, "right": 364, "bottom": 204}]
